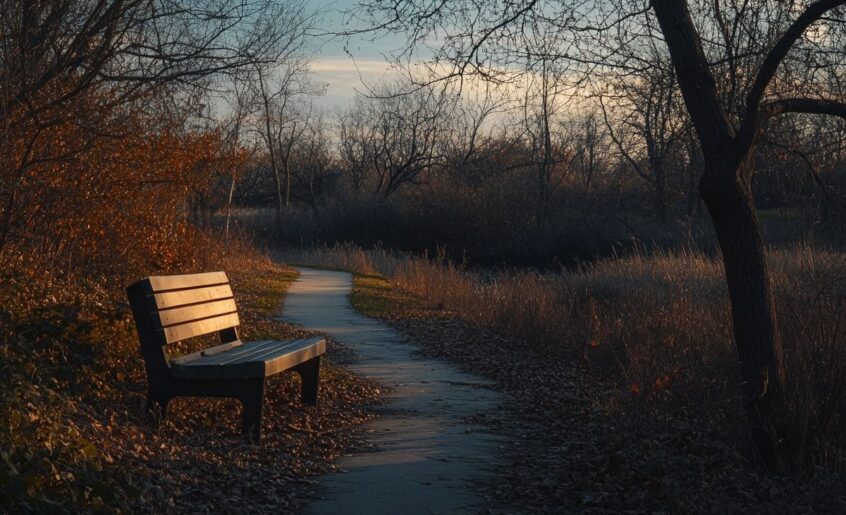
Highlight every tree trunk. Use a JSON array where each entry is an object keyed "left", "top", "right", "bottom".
[
  {"left": 256, "top": 67, "right": 283, "bottom": 234},
  {"left": 285, "top": 162, "right": 291, "bottom": 207},
  {"left": 656, "top": 188, "right": 668, "bottom": 224},
  {"left": 651, "top": 0, "right": 786, "bottom": 470},
  {"left": 700, "top": 150, "right": 785, "bottom": 471},
  {"left": 270, "top": 160, "right": 284, "bottom": 232},
  {"left": 652, "top": 159, "right": 669, "bottom": 223},
  {"left": 224, "top": 169, "right": 238, "bottom": 240},
  {"left": 686, "top": 141, "right": 702, "bottom": 218}
]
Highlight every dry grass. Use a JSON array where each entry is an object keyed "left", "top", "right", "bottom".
[
  {"left": 349, "top": 271, "right": 846, "bottom": 512},
  {"left": 280, "top": 243, "right": 846, "bottom": 471}
]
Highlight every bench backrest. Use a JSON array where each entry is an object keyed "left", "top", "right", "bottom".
[{"left": 126, "top": 271, "right": 241, "bottom": 378}]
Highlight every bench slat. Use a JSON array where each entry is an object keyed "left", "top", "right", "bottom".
[
  {"left": 170, "top": 337, "right": 325, "bottom": 380},
  {"left": 152, "top": 298, "right": 238, "bottom": 328},
  {"left": 226, "top": 339, "right": 315, "bottom": 367},
  {"left": 161, "top": 312, "right": 240, "bottom": 343},
  {"left": 149, "top": 284, "right": 234, "bottom": 310},
  {"left": 202, "top": 340, "right": 243, "bottom": 357},
  {"left": 264, "top": 339, "right": 325, "bottom": 377},
  {"left": 197, "top": 339, "right": 280, "bottom": 365},
  {"left": 215, "top": 338, "right": 308, "bottom": 365},
  {"left": 146, "top": 271, "right": 229, "bottom": 293},
  {"left": 169, "top": 340, "right": 244, "bottom": 365}
]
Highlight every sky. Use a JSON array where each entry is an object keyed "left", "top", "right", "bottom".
[
  {"left": 302, "top": 0, "right": 588, "bottom": 128},
  {"left": 303, "top": 1, "right": 581, "bottom": 116},
  {"left": 307, "top": 0, "right": 410, "bottom": 112}
]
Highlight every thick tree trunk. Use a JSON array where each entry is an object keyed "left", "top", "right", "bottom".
[
  {"left": 700, "top": 150, "right": 785, "bottom": 471},
  {"left": 686, "top": 138, "right": 702, "bottom": 218},
  {"left": 651, "top": 0, "right": 787, "bottom": 470}
]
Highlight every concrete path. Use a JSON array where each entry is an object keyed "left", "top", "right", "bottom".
[{"left": 280, "top": 268, "right": 504, "bottom": 515}]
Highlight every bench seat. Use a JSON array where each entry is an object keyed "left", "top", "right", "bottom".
[{"left": 171, "top": 337, "right": 326, "bottom": 380}]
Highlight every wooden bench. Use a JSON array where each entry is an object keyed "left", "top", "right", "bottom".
[{"left": 126, "top": 271, "right": 325, "bottom": 441}]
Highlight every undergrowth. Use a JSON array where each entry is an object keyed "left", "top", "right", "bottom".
[{"left": 282, "top": 243, "right": 846, "bottom": 473}]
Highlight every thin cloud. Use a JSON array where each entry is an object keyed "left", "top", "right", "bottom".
[{"left": 311, "top": 58, "right": 400, "bottom": 104}]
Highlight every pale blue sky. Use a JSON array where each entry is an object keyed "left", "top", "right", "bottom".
[{"left": 309, "top": 0, "right": 409, "bottom": 111}]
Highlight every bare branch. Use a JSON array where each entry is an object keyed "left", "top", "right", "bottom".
[
  {"left": 738, "top": 0, "right": 846, "bottom": 147},
  {"left": 763, "top": 97, "right": 846, "bottom": 120}
]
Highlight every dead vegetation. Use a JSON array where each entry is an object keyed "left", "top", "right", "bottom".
[{"left": 284, "top": 243, "right": 846, "bottom": 511}]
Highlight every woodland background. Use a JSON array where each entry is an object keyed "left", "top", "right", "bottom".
[{"left": 4, "top": 0, "right": 846, "bottom": 511}]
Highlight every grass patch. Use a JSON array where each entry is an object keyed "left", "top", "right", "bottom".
[
  {"left": 350, "top": 274, "right": 432, "bottom": 319},
  {"left": 232, "top": 268, "right": 299, "bottom": 316}
]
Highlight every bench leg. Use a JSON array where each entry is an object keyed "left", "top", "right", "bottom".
[
  {"left": 240, "top": 379, "right": 265, "bottom": 443},
  {"left": 294, "top": 357, "right": 320, "bottom": 407}
]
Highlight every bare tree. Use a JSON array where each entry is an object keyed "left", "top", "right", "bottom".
[
  {"left": 238, "top": 2, "right": 319, "bottom": 232},
  {"left": 599, "top": 54, "right": 689, "bottom": 222},
  {"left": 569, "top": 112, "right": 609, "bottom": 194},
  {"left": 289, "top": 108, "right": 337, "bottom": 209},
  {"left": 443, "top": 85, "right": 508, "bottom": 184},
  {"left": 339, "top": 82, "right": 452, "bottom": 197},
  {"left": 358, "top": 0, "right": 846, "bottom": 469},
  {"left": 652, "top": 0, "right": 846, "bottom": 470},
  {"left": 0, "top": 0, "right": 304, "bottom": 257},
  {"left": 219, "top": 79, "right": 257, "bottom": 239},
  {"left": 278, "top": 100, "right": 322, "bottom": 208},
  {"left": 337, "top": 105, "right": 377, "bottom": 193},
  {"left": 522, "top": 56, "right": 569, "bottom": 221}
]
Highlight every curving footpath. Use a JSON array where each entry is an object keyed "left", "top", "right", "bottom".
[{"left": 280, "top": 268, "right": 505, "bottom": 515}]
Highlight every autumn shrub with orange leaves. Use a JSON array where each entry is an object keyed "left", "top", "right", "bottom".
[
  {"left": 0, "top": 91, "right": 250, "bottom": 287},
  {"left": 0, "top": 88, "right": 275, "bottom": 510}
]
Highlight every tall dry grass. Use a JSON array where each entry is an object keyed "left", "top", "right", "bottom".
[{"left": 280, "top": 243, "right": 846, "bottom": 470}]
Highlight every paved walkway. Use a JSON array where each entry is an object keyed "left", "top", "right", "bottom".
[{"left": 280, "top": 268, "right": 504, "bottom": 515}]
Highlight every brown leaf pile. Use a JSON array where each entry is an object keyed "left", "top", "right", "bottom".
[{"left": 1, "top": 266, "right": 381, "bottom": 513}]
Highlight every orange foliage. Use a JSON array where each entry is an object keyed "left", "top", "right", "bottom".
[{"left": 0, "top": 88, "right": 244, "bottom": 289}]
